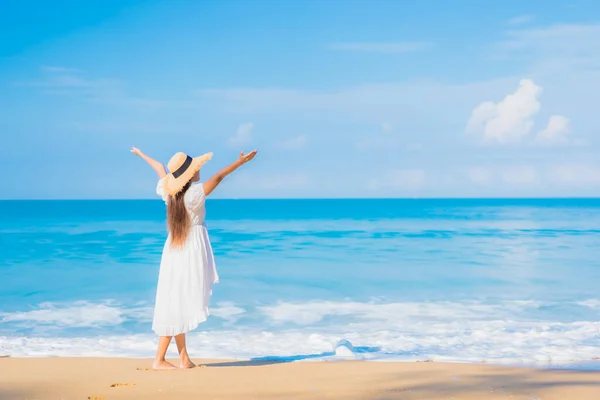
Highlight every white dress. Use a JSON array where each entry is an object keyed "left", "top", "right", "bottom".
[{"left": 152, "top": 178, "right": 219, "bottom": 336}]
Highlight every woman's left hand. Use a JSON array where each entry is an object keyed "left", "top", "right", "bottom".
[{"left": 239, "top": 150, "right": 258, "bottom": 165}]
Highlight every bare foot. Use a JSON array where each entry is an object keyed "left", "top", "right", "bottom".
[
  {"left": 180, "top": 359, "right": 196, "bottom": 369},
  {"left": 152, "top": 360, "right": 177, "bottom": 370}
]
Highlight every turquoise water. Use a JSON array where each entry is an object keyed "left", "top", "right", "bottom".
[{"left": 1, "top": 199, "right": 600, "bottom": 366}]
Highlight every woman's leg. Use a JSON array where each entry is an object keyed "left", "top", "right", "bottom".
[
  {"left": 175, "top": 333, "right": 196, "bottom": 368},
  {"left": 152, "top": 336, "right": 176, "bottom": 370}
]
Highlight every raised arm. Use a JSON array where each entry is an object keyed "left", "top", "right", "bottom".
[
  {"left": 203, "top": 150, "right": 258, "bottom": 196},
  {"left": 131, "top": 147, "right": 167, "bottom": 179}
]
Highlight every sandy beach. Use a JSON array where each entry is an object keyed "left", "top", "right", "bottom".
[{"left": 1, "top": 358, "right": 600, "bottom": 400}]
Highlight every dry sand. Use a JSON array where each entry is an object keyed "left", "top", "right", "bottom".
[{"left": 1, "top": 358, "right": 600, "bottom": 399}]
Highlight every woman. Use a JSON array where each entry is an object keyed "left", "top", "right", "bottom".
[{"left": 131, "top": 146, "right": 258, "bottom": 370}]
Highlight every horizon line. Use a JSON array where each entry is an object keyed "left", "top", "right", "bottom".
[{"left": 1, "top": 197, "right": 600, "bottom": 201}]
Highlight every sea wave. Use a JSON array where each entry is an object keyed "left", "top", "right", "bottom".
[{"left": 2, "top": 299, "right": 600, "bottom": 367}]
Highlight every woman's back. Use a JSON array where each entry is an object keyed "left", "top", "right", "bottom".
[{"left": 157, "top": 178, "right": 207, "bottom": 226}]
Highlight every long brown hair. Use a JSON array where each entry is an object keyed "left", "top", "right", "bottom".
[{"left": 167, "top": 181, "right": 191, "bottom": 248}]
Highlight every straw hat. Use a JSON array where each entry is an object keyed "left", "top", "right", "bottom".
[{"left": 163, "top": 152, "right": 212, "bottom": 196}]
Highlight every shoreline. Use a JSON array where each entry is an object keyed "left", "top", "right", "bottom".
[
  {"left": 3, "top": 353, "right": 600, "bottom": 370},
  {"left": 2, "top": 358, "right": 600, "bottom": 399}
]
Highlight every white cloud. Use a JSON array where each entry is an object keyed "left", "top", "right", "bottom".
[
  {"left": 275, "top": 135, "right": 306, "bottom": 150},
  {"left": 499, "top": 165, "right": 538, "bottom": 185},
  {"left": 466, "top": 79, "right": 577, "bottom": 147},
  {"left": 507, "top": 15, "right": 535, "bottom": 25},
  {"left": 368, "top": 169, "right": 426, "bottom": 191},
  {"left": 228, "top": 122, "right": 254, "bottom": 147},
  {"left": 536, "top": 115, "right": 571, "bottom": 145},
  {"left": 466, "top": 79, "right": 542, "bottom": 144},
  {"left": 329, "top": 41, "right": 433, "bottom": 54}
]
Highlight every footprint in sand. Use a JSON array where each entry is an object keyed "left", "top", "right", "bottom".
[
  {"left": 110, "top": 382, "right": 136, "bottom": 388},
  {"left": 88, "top": 396, "right": 106, "bottom": 400}
]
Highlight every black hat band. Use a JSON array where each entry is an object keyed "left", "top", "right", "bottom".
[{"left": 172, "top": 155, "right": 193, "bottom": 178}]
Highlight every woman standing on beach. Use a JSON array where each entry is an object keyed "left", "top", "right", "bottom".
[{"left": 131, "top": 147, "right": 258, "bottom": 370}]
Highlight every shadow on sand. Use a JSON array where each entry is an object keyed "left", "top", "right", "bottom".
[{"left": 205, "top": 346, "right": 381, "bottom": 367}]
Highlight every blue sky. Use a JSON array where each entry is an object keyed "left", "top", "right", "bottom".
[{"left": 1, "top": 0, "right": 599, "bottom": 199}]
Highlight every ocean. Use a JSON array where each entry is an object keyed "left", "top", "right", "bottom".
[{"left": 1, "top": 198, "right": 600, "bottom": 367}]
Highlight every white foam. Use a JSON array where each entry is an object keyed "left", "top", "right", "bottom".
[
  {"left": 0, "top": 301, "right": 245, "bottom": 328},
  {"left": 258, "top": 300, "right": 543, "bottom": 325},
  {"left": 0, "top": 301, "right": 144, "bottom": 328},
  {"left": 2, "top": 299, "right": 600, "bottom": 368}
]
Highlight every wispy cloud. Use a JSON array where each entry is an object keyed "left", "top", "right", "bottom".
[
  {"left": 201, "top": 24, "right": 600, "bottom": 122},
  {"left": 41, "top": 65, "right": 80, "bottom": 73},
  {"left": 228, "top": 123, "right": 254, "bottom": 147},
  {"left": 329, "top": 41, "right": 433, "bottom": 54},
  {"left": 224, "top": 171, "right": 311, "bottom": 197},
  {"left": 507, "top": 15, "right": 535, "bottom": 25},
  {"left": 380, "top": 122, "right": 393, "bottom": 134},
  {"left": 255, "top": 172, "right": 310, "bottom": 190},
  {"left": 368, "top": 169, "right": 426, "bottom": 191},
  {"left": 16, "top": 73, "right": 109, "bottom": 89},
  {"left": 406, "top": 143, "right": 423, "bottom": 151},
  {"left": 467, "top": 167, "right": 494, "bottom": 186},
  {"left": 495, "top": 23, "right": 600, "bottom": 70},
  {"left": 547, "top": 163, "right": 600, "bottom": 186},
  {"left": 499, "top": 165, "right": 538, "bottom": 185},
  {"left": 198, "top": 77, "right": 515, "bottom": 123},
  {"left": 500, "top": 23, "right": 600, "bottom": 50},
  {"left": 356, "top": 122, "right": 413, "bottom": 150},
  {"left": 356, "top": 136, "right": 400, "bottom": 150},
  {"left": 466, "top": 165, "right": 539, "bottom": 188},
  {"left": 466, "top": 164, "right": 600, "bottom": 189},
  {"left": 15, "top": 67, "right": 167, "bottom": 109},
  {"left": 274, "top": 135, "right": 306, "bottom": 150}
]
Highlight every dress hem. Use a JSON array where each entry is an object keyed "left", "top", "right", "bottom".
[{"left": 152, "top": 312, "right": 209, "bottom": 336}]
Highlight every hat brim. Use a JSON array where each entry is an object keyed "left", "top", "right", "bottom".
[{"left": 163, "top": 152, "right": 212, "bottom": 196}]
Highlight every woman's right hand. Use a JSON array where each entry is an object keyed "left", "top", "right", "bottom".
[
  {"left": 131, "top": 147, "right": 144, "bottom": 156},
  {"left": 204, "top": 150, "right": 258, "bottom": 196},
  {"left": 239, "top": 150, "right": 258, "bottom": 165}
]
